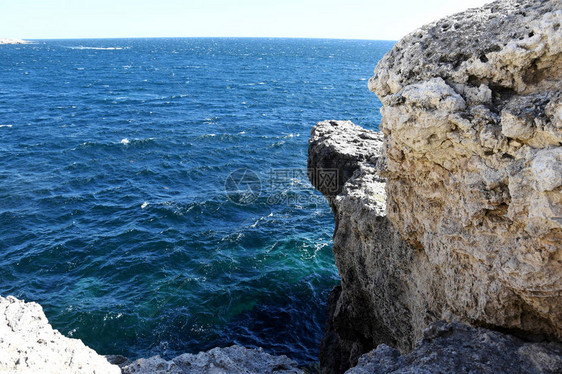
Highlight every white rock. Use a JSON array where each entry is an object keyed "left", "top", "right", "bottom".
[{"left": 0, "top": 296, "right": 120, "bottom": 374}]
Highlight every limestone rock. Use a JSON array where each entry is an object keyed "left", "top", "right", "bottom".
[
  {"left": 310, "top": 2, "right": 561, "bottom": 372},
  {"left": 308, "top": 120, "right": 384, "bottom": 199},
  {"left": 346, "top": 321, "right": 562, "bottom": 374},
  {"left": 370, "top": 0, "right": 562, "bottom": 342},
  {"left": 0, "top": 295, "right": 304, "bottom": 374},
  {"left": 121, "top": 345, "right": 304, "bottom": 374},
  {"left": 309, "top": 121, "right": 442, "bottom": 372},
  {"left": 0, "top": 295, "right": 120, "bottom": 373}
]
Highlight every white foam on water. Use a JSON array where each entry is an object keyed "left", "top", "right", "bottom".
[
  {"left": 283, "top": 133, "right": 300, "bottom": 138},
  {"left": 120, "top": 138, "right": 130, "bottom": 145},
  {"left": 69, "top": 46, "right": 124, "bottom": 50},
  {"left": 0, "top": 125, "right": 13, "bottom": 128}
]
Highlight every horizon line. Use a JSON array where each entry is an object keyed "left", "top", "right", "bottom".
[{"left": 14, "top": 36, "right": 399, "bottom": 42}]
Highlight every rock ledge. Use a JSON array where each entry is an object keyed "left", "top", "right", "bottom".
[{"left": 0, "top": 295, "right": 120, "bottom": 373}]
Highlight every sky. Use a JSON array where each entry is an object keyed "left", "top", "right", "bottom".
[{"left": 1, "top": 0, "right": 492, "bottom": 41}]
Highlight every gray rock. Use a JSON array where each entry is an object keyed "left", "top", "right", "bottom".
[
  {"left": 308, "top": 120, "right": 384, "bottom": 199},
  {"left": 371, "top": 0, "right": 562, "bottom": 345},
  {"left": 0, "top": 295, "right": 304, "bottom": 374},
  {"left": 369, "top": 0, "right": 561, "bottom": 98},
  {"left": 0, "top": 295, "right": 120, "bottom": 373},
  {"left": 309, "top": 121, "right": 435, "bottom": 372},
  {"left": 346, "top": 321, "right": 562, "bottom": 374},
  {"left": 106, "top": 354, "right": 132, "bottom": 367},
  {"left": 309, "top": 2, "right": 561, "bottom": 373},
  {"left": 122, "top": 345, "right": 304, "bottom": 374}
]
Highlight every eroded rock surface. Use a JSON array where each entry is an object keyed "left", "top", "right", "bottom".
[
  {"left": 121, "top": 345, "right": 304, "bottom": 374},
  {"left": 310, "top": 121, "right": 444, "bottom": 372},
  {"left": 347, "top": 321, "right": 562, "bottom": 374},
  {"left": 310, "top": 121, "right": 389, "bottom": 373},
  {"left": 310, "top": 1, "right": 561, "bottom": 372},
  {"left": 0, "top": 295, "right": 120, "bottom": 373},
  {"left": 370, "top": 0, "right": 561, "bottom": 341}
]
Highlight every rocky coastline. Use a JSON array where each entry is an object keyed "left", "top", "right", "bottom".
[
  {"left": 1, "top": 0, "right": 560, "bottom": 373},
  {"left": 0, "top": 38, "right": 31, "bottom": 45},
  {"left": 0, "top": 296, "right": 304, "bottom": 373},
  {"left": 309, "top": 0, "right": 562, "bottom": 372}
]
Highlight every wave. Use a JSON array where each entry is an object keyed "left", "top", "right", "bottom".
[
  {"left": 70, "top": 137, "right": 157, "bottom": 150},
  {"left": 67, "top": 46, "right": 126, "bottom": 50}
]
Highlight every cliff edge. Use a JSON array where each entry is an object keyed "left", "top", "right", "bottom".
[
  {"left": 0, "top": 296, "right": 121, "bottom": 373},
  {"left": 309, "top": 0, "right": 561, "bottom": 372}
]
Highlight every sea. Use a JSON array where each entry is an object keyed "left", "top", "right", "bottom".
[{"left": 0, "top": 38, "right": 393, "bottom": 364}]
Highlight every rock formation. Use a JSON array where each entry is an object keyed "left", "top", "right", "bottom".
[
  {"left": 0, "top": 295, "right": 305, "bottom": 374},
  {"left": 0, "top": 295, "right": 121, "bottom": 373},
  {"left": 309, "top": 0, "right": 561, "bottom": 372},
  {"left": 371, "top": 0, "right": 562, "bottom": 341},
  {"left": 347, "top": 321, "right": 562, "bottom": 374},
  {"left": 121, "top": 346, "right": 304, "bottom": 374},
  {"left": 310, "top": 120, "right": 432, "bottom": 372},
  {"left": 1, "top": 0, "right": 560, "bottom": 373}
]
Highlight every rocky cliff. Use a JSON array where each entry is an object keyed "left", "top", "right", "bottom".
[
  {"left": 309, "top": 0, "right": 561, "bottom": 372},
  {"left": 347, "top": 321, "right": 562, "bottom": 374},
  {"left": 121, "top": 346, "right": 303, "bottom": 373}
]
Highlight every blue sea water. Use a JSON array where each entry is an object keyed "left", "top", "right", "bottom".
[{"left": 0, "top": 38, "right": 393, "bottom": 364}]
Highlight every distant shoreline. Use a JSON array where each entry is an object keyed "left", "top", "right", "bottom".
[{"left": 0, "top": 38, "right": 31, "bottom": 45}]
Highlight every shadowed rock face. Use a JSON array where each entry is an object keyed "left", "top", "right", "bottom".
[
  {"left": 348, "top": 321, "right": 562, "bottom": 374},
  {"left": 310, "top": 121, "right": 444, "bottom": 372},
  {"left": 121, "top": 345, "right": 304, "bottom": 374},
  {"left": 310, "top": 0, "right": 561, "bottom": 373},
  {"left": 309, "top": 121, "right": 394, "bottom": 372}
]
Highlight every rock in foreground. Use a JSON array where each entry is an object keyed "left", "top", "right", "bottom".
[
  {"left": 370, "top": 0, "right": 562, "bottom": 344},
  {"left": 1, "top": 295, "right": 306, "bottom": 374},
  {"left": 122, "top": 345, "right": 304, "bottom": 374},
  {"left": 310, "top": 2, "right": 561, "bottom": 372},
  {"left": 0, "top": 295, "right": 120, "bottom": 373},
  {"left": 347, "top": 321, "right": 562, "bottom": 374}
]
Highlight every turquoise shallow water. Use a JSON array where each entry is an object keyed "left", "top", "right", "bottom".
[{"left": 0, "top": 38, "right": 393, "bottom": 364}]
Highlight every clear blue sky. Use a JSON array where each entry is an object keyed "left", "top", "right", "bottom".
[{"left": 1, "top": 0, "right": 491, "bottom": 40}]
